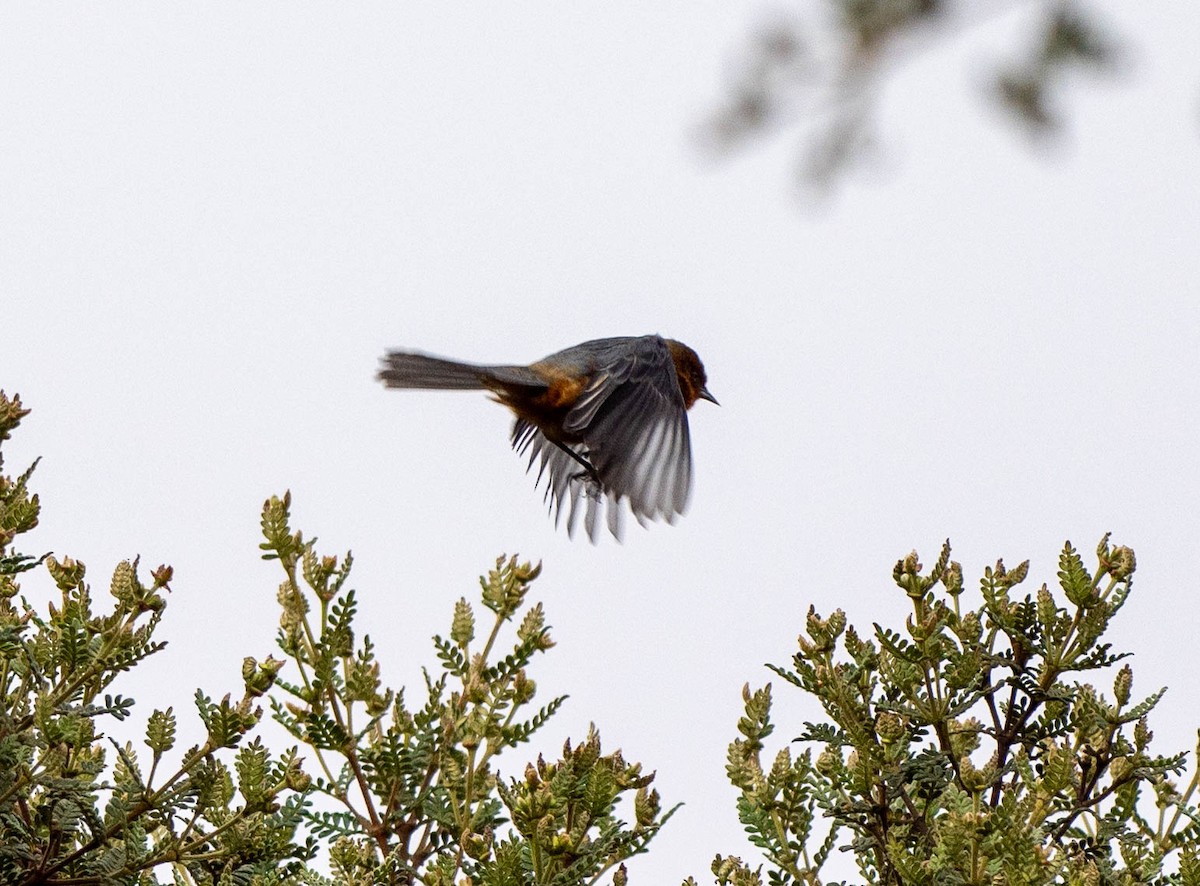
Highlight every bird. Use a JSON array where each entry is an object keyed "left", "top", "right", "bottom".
[{"left": 377, "top": 335, "right": 716, "bottom": 541}]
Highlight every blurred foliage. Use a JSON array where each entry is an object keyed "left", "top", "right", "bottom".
[
  {"left": 0, "top": 390, "right": 310, "bottom": 884},
  {"left": 703, "top": 0, "right": 1122, "bottom": 189},
  {"left": 260, "top": 492, "right": 678, "bottom": 884},
  {"left": 688, "top": 537, "right": 1200, "bottom": 885}
]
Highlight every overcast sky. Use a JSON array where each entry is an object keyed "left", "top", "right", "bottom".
[{"left": 4, "top": 4, "right": 1199, "bottom": 882}]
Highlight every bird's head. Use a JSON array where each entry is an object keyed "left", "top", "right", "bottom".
[{"left": 666, "top": 340, "right": 718, "bottom": 409}]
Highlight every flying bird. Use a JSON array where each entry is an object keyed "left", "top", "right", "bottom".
[{"left": 377, "top": 335, "right": 716, "bottom": 541}]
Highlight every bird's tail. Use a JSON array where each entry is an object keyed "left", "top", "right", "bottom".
[{"left": 377, "top": 351, "right": 542, "bottom": 391}]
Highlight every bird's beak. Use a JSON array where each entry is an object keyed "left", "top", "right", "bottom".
[{"left": 699, "top": 386, "right": 719, "bottom": 406}]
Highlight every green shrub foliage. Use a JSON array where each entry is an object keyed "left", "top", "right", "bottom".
[
  {"left": 260, "top": 492, "right": 677, "bottom": 885},
  {"left": 0, "top": 392, "right": 310, "bottom": 884},
  {"left": 0, "top": 391, "right": 674, "bottom": 885},
  {"left": 7, "top": 385, "right": 1199, "bottom": 886},
  {"left": 693, "top": 540, "right": 1200, "bottom": 886}
]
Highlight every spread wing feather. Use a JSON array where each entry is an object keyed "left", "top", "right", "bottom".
[{"left": 509, "top": 337, "right": 693, "bottom": 541}]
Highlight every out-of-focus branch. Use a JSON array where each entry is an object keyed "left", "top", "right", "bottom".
[{"left": 700, "top": 0, "right": 1122, "bottom": 191}]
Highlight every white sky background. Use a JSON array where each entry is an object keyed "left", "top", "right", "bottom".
[{"left": 3, "top": 3, "right": 1199, "bottom": 882}]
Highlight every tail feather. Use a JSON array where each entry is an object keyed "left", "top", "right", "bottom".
[{"left": 377, "top": 351, "right": 545, "bottom": 391}]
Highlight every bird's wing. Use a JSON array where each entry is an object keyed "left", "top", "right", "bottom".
[
  {"left": 511, "top": 338, "right": 693, "bottom": 540},
  {"left": 510, "top": 420, "right": 619, "bottom": 540},
  {"left": 576, "top": 349, "right": 693, "bottom": 526}
]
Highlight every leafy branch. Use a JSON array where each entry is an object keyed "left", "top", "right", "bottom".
[
  {"left": 695, "top": 536, "right": 1200, "bottom": 885},
  {"left": 261, "top": 492, "right": 676, "bottom": 885},
  {"left": 0, "top": 390, "right": 310, "bottom": 885}
]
